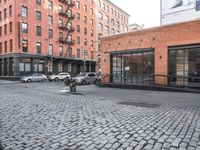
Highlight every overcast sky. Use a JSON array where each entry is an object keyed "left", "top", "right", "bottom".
[{"left": 111, "top": 0, "right": 161, "bottom": 28}]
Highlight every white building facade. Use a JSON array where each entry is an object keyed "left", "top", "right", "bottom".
[{"left": 161, "top": 0, "right": 200, "bottom": 25}]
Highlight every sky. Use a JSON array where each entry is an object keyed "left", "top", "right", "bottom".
[{"left": 111, "top": 0, "right": 161, "bottom": 28}]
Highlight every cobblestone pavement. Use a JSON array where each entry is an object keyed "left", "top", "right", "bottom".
[{"left": 0, "top": 82, "right": 200, "bottom": 150}]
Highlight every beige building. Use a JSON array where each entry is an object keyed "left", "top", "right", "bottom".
[{"left": 96, "top": 0, "right": 129, "bottom": 38}]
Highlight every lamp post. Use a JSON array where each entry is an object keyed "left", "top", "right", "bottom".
[
  {"left": 82, "top": 49, "right": 87, "bottom": 73},
  {"left": 93, "top": 40, "right": 101, "bottom": 78}
]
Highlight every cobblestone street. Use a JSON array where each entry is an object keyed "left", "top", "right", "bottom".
[{"left": 0, "top": 82, "right": 200, "bottom": 150}]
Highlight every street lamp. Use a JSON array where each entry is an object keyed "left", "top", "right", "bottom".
[{"left": 82, "top": 49, "right": 87, "bottom": 73}]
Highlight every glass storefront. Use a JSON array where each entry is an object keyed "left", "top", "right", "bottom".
[
  {"left": 111, "top": 49, "right": 154, "bottom": 85},
  {"left": 169, "top": 47, "right": 200, "bottom": 87}
]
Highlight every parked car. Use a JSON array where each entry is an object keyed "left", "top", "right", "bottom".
[
  {"left": 21, "top": 73, "right": 47, "bottom": 83},
  {"left": 48, "top": 72, "right": 71, "bottom": 81},
  {"left": 72, "top": 72, "right": 98, "bottom": 85}
]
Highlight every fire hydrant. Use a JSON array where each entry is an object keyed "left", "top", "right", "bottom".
[{"left": 64, "top": 78, "right": 76, "bottom": 92}]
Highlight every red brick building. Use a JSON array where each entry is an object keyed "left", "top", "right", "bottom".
[
  {"left": 0, "top": 0, "right": 129, "bottom": 78},
  {"left": 101, "top": 20, "right": 200, "bottom": 88}
]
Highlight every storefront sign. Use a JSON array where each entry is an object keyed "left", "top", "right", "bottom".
[{"left": 20, "top": 58, "right": 31, "bottom": 63}]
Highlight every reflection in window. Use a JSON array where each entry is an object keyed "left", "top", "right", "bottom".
[
  {"left": 169, "top": 47, "right": 200, "bottom": 87},
  {"left": 111, "top": 50, "right": 154, "bottom": 85}
]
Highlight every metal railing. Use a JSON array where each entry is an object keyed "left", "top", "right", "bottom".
[{"left": 100, "top": 73, "right": 200, "bottom": 88}]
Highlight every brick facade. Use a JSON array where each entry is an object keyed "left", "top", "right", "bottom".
[
  {"left": 0, "top": 0, "right": 129, "bottom": 77},
  {"left": 101, "top": 20, "right": 200, "bottom": 85}
]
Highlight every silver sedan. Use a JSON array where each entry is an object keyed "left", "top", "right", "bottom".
[{"left": 21, "top": 73, "right": 47, "bottom": 83}]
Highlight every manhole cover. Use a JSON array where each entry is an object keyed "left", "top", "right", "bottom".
[{"left": 118, "top": 101, "right": 160, "bottom": 108}]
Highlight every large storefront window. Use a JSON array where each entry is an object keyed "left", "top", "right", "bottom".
[
  {"left": 111, "top": 49, "right": 154, "bottom": 85},
  {"left": 169, "top": 47, "right": 200, "bottom": 87}
]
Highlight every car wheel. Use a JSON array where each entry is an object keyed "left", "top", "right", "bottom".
[
  {"left": 27, "top": 79, "right": 31, "bottom": 83},
  {"left": 82, "top": 80, "right": 86, "bottom": 85},
  {"left": 42, "top": 78, "right": 46, "bottom": 82},
  {"left": 55, "top": 77, "right": 59, "bottom": 81}
]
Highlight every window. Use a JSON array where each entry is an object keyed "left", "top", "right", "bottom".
[
  {"left": 36, "top": 0, "right": 41, "bottom": 5},
  {"left": 22, "top": 39, "right": 28, "bottom": 52},
  {"left": 59, "top": 32, "right": 63, "bottom": 38},
  {"left": 76, "top": 13, "right": 80, "bottom": 20},
  {"left": 111, "top": 28, "right": 115, "bottom": 34},
  {"left": 97, "top": 0, "right": 101, "bottom": 8},
  {"left": 67, "top": 47, "right": 72, "bottom": 57},
  {"left": 48, "top": 1, "right": 53, "bottom": 10},
  {"left": 84, "top": 38, "right": 87, "bottom": 46},
  {"left": 0, "top": 12, "right": 2, "bottom": 21},
  {"left": 103, "top": 3, "right": 105, "bottom": 10},
  {"left": 67, "top": 35, "right": 72, "bottom": 41},
  {"left": 59, "top": 19, "right": 63, "bottom": 27},
  {"left": 4, "top": 24, "right": 7, "bottom": 35},
  {"left": 4, "top": 41, "right": 7, "bottom": 53},
  {"left": 116, "top": 21, "right": 119, "bottom": 29},
  {"left": 84, "top": 16, "right": 87, "bottom": 24},
  {"left": 48, "top": 44, "right": 53, "bottom": 55},
  {"left": 36, "top": 42, "right": 41, "bottom": 54},
  {"left": 36, "top": 26, "right": 41, "bottom": 36},
  {"left": 22, "top": 22, "right": 28, "bottom": 33},
  {"left": 9, "top": 39, "right": 12, "bottom": 52},
  {"left": 111, "top": 50, "right": 154, "bottom": 85},
  {"left": 0, "top": 42, "right": 2, "bottom": 54},
  {"left": 9, "top": 5, "right": 12, "bottom": 17},
  {"left": 84, "top": 27, "right": 87, "bottom": 35},
  {"left": 169, "top": 47, "right": 200, "bottom": 87},
  {"left": 97, "top": 12, "right": 103, "bottom": 20},
  {"left": 36, "top": 11, "right": 41, "bottom": 20},
  {"left": 4, "top": 8, "right": 6, "bottom": 19},
  {"left": 22, "top": 6, "right": 28, "bottom": 17},
  {"left": 90, "top": 30, "right": 93, "bottom": 36},
  {"left": 111, "top": 19, "right": 115, "bottom": 26},
  {"left": 76, "top": 1, "right": 80, "bottom": 9},
  {"left": 197, "top": 0, "right": 200, "bottom": 11},
  {"left": 111, "top": 8, "right": 113, "bottom": 15},
  {"left": 104, "top": 25, "right": 109, "bottom": 34},
  {"left": 90, "top": 8, "right": 93, "bottom": 15},
  {"left": 0, "top": 26, "right": 1, "bottom": 36},
  {"left": 104, "top": 15, "right": 109, "bottom": 24},
  {"left": 91, "top": 51, "right": 94, "bottom": 59},
  {"left": 90, "top": 40, "right": 93, "bottom": 47},
  {"left": 107, "top": 6, "right": 109, "bottom": 12},
  {"left": 77, "top": 25, "right": 80, "bottom": 32},
  {"left": 90, "top": 19, "right": 93, "bottom": 26},
  {"left": 59, "top": 45, "right": 63, "bottom": 56},
  {"left": 77, "top": 48, "right": 80, "bottom": 58},
  {"left": 48, "top": 29, "right": 53, "bottom": 38},
  {"left": 98, "top": 23, "right": 103, "bottom": 31},
  {"left": 84, "top": 5, "right": 87, "bottom": 12},
  {"left": 9, "top": 22, "right": 12, "bottom": 33},
  {"left": 77, "top": 36, "right": 80, "bottom": 44},
  {"left": 48, "top": 15, "right": 53, "bottom": 24}
]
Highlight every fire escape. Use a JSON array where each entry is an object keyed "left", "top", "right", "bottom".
[{"left": 58, "top": 0, "right": 75, "bottom": 57}]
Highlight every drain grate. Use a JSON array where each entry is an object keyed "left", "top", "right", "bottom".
[{"left": 118, "top": 101, "right": 160, "bottom": 108}]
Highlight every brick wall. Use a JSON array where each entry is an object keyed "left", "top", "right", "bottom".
[{"left": 101, "top": 20, "right": 200, "bottom": 84}]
